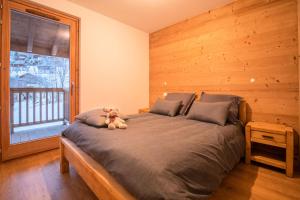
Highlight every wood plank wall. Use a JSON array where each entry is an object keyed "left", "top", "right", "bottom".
[
  {"left": 297, "top": 0, "right": 300, "bottom": 158},
  {"left": 150, "top": 0, "right": 299, "bottom": 137},
  {"left": 0, "top": 0, "right": 3, "bottom": 152}
]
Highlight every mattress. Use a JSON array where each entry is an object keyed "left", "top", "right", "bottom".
[{"left": 62, "top": 113, "right": 245, "bottom": 200}]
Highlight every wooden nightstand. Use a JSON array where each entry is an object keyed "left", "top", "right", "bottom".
[
  {"left": 138, "top": 108, "right": 149, "bottom": 114},
  {"left": 245, "top": 122, "right": 294, "bottom": 177}
]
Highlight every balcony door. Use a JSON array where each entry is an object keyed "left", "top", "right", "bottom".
[{"left": 1, "top": 0, "right": 79, "bottom": 160}]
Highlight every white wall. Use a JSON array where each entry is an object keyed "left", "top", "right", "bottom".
[{"left": 33, "top": 0, "right": 149, "bottom": 114}]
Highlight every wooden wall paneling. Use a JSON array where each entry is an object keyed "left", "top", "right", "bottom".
[
  {"left": 0, "top": 0, "right": 3, "bottom": 152},
  {"left": 298, "top": 0, "right": 300, "bottom": 162},
  {"left": 150, "top": 0, "right": 299, "bottom": 150}
]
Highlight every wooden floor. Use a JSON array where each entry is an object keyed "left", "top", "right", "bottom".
[{"left": 0, "top": 150, "right": 299, "bottom": 200}]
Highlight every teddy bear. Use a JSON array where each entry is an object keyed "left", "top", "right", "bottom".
[{"left": 103, "top": 108, "right": 128, "bottom": 130}]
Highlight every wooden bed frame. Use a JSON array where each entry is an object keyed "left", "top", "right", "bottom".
[{"left": 60, "top": 100, "right": 248, "bottom": 200}]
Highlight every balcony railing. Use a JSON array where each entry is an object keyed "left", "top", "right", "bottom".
[{"left": 10, "top": 88, "right": 69, "bottom": 132}]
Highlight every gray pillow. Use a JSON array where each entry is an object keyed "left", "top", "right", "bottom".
[
  {"left": 85, "top": 115, "right": 107, "bottom": 127},
  {"left": 75, "top": 109, "right": 129, "bottom": 127},
  {"left": 200, "top": 92, "right": 240, "bottom": 124},
  {"left": 75, "top": 109, "right": 107, "bottom": 127},
  {"left": 165, "top": 92, "right": 196, "bottom": 115},
  {"left": 150, "top": 99, "right": 182, "bottom": 117},
  {"left": 75, "top": 109, "right": 105, "bottom": 122},
  {"left": 187, "top": 101, "right": 232, "bottom": 126}
]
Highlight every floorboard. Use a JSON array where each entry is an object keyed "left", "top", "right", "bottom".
[
  {"left": 0, "top": 150, "right": 299, "bottom": 200},
  {"left": 0, "top": 149, "right": 97, "bottom": 200}
]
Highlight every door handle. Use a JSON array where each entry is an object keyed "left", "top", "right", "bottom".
[
  {"left": 262, "top": 135, "right": 274, "bottom": 140},
  {"left": 71, "top": 81, "right": 75, "bottom": 96}
]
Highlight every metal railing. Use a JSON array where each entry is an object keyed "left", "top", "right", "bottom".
[{"left": 10, "top": 88, "right": 68, "bottom": 132}]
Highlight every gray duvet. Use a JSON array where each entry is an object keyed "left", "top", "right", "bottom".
[{"left": 62, "top": 113, "right": 245, "bottom": 200}]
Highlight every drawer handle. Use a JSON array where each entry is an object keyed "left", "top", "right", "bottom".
[{"left": 262, "top": 135, "right": 274, "bottom": 140}]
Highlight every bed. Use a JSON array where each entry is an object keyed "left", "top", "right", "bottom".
[{"left": 60, "top": 100, "right": 247, "bottom": 200}]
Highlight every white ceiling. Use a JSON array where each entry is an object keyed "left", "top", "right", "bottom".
[{"left": 67, "top": 0, "right": 233, "bottom": 33}]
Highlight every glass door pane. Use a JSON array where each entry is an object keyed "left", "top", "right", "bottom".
[{"left": 9, "top": 10, "right": 70, "bottom": 144}]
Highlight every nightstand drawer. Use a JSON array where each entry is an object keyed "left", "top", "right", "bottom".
[{"left": 251, "top": 131, "right": 286, "bottom": 146}]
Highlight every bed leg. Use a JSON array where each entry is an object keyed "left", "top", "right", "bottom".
[{"left": 60, "top": 140, "right": 69, "bottom": 173}]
